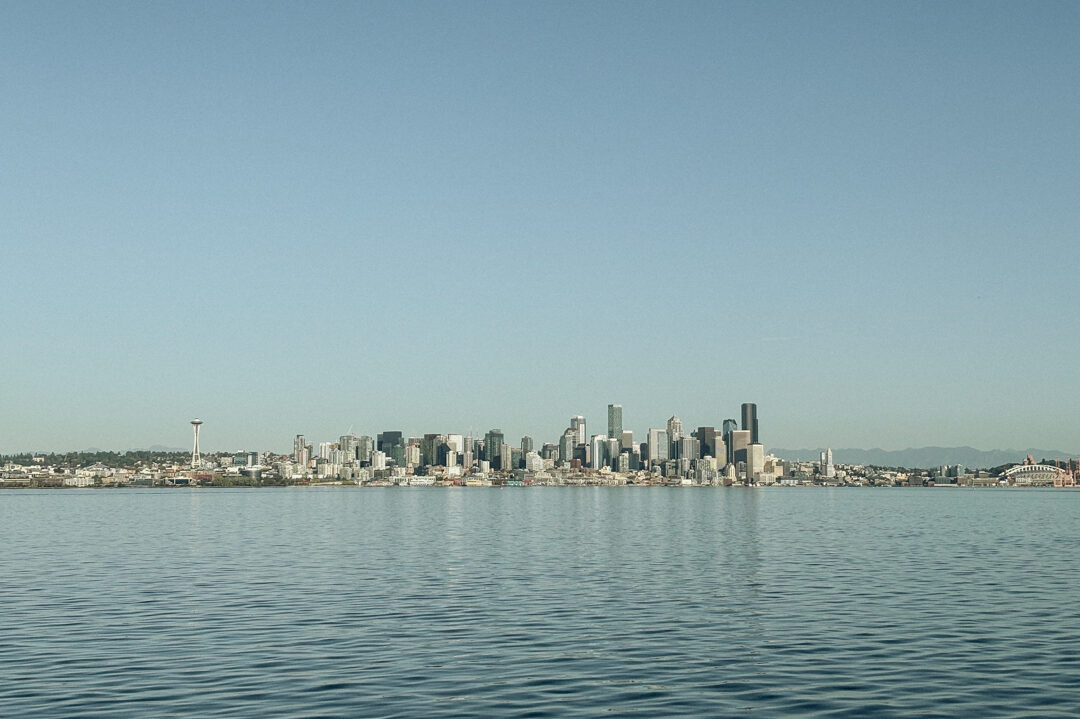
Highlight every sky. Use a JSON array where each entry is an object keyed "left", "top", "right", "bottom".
[{"left": 3, "top": 1, "right": 1079, "bottom": 454}]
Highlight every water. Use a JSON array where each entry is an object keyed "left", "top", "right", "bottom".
[{"left": 2, "top": 487, "right": 1078, "bottom": 717}]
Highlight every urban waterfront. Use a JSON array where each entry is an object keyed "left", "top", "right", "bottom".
[{"left": 2, "top": 487, "right": 1078, "bottom": 717}]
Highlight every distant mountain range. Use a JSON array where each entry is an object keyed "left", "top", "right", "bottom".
[{"left": 769, "top": 446, "right": 1079, "bottom": 469}]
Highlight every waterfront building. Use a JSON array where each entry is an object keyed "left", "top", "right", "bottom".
[
  {"left": 607, "top": 404, "right": 622, "bottom": 441},
  {"left": 741, "top": 403, "right": 759, "bottom": 444}
]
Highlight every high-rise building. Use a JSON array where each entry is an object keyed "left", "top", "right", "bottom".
[
  {"left": 340, "top": 434, "right": 358, "bottom": 462},
  {"left": 606, "top": 437, "right": 620, "bottom": 468},
  {"left": 647, "top": 428, "right": 669, "bottom": 465},
  {"left": 667, "top": 415, "right": 683, "bottom": 442},
  {"left": 694, "top": 426, "right": 723, "bottom": 460},
  {"left": 821, "top": 448, "right": 835, "bottom": 478},
  {"left": 521, "top": 435, "right": 534, "bottom": 454},
  {"left": 377, "top": 431, "right": 403, "bottom": 454},
  {"left": 293, "top": 434, "right": 307, "bottom": 466},
  {"left": 621, "top": 430, "right": 634, "bottom": 451},
  {"left": 721, "top": 419, "right": 738, "bottom": 464},
  {"left": 500, "top": 442, "right": 512, "bottom": 472},
  {"left": 590, "top": 435, "right": 607, "bottom": 470},
  {"left": 747, "top": 443, "right": 765, "bottom": 483},
  {"left": 731, "top": 429, "right": 751, "bottom": 464},
  {"left": 358, "top": 435, "right": 374, "bottom": 463},
  {"left": 679, "top": 436, "right": 700, "bottom": 465},
  {"left": 607, "top": 404, "right": 622, "bottom": 440},
  {"left": 741, "top": 403, "right": 759, "bottom": 444},
  {"left": 571, "top": 415, "right": 586, "bottom": 447},
  {"left": 485, "top": 429, "right": 505, "bottom": 468},
  {"left": 559, "top": 428, "right": 576, "bottom": 466}
]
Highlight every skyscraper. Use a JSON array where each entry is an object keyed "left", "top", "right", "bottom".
[
  {"left": 741, "top": 403, "right": 759, "bottom": 444},
  {"left": 667, "top": 416, "right": 683, "bottom": 460},
  {"left": 571, "top": 415, "right": 586, "bottom": 447},
  {"left": 731, "top": 429, "right": 751, "bottom": 465},
  {"left": 647, "top": 428, "right": 669, "bottom": 465},
  {"left": 559, "top": 428, "right": 576, "bottom": 466},
  {"left": 747, "top": 443, "right": 765, "bottom": 483},
  {"left": 607, "top": 404, "right": 622, "bottom": 440},
  {"left": 667, "top": 415, "right": 683, "bottom": 441},
  {"left": 722, "top": 419, "right": 738, "bottom": 465},
  {"left": 485, "top": 429, "right": 505, "bottom": 468},
  {"left": 590, "top": 435, "right": 607, "bottom": 469}
]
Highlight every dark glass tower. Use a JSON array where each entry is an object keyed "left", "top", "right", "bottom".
[{"left": 741, "top": 403, "right": 759, "bottom": 444}]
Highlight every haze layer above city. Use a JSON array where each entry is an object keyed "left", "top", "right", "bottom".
[{"left": 3, "top": 2, "right": 1078, "bottom": 454}]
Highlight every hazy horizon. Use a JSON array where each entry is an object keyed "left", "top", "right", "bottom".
[{"left": 4, "top": 1, "right": 1078, "bottom": 453}]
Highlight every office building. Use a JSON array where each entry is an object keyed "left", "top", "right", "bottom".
[
  {"left": 747, "top": 443, "right": 765, "bottom": 483},
  {"left": 571, "top": 415, "right": 586, "bottom": 446},
  {"left": 607, "top": 404, "right": 622, "bottom": 440},
  {"left": 741, "top": 403, "right": 759, "bottom": 444},
  {"left": 485, "top": 429, "right": 505, "bottom": 468},
  {"left": 731, "top": 429, "right": 750, "bottom": 464},
  {"left": 591, "top": 435, "right": 607, "bottom": 470},
  {"left": 722, "top": 419, "right": 738, "bottom": 464},
  {"left": 647, "top": 428, "right": 669, "bottom": 465}
]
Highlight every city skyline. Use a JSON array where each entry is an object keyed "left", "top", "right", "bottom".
[{"left": 3, "top": 2, "right": 1079, "bottom": 453}]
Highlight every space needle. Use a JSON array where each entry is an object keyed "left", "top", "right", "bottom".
[{"left": 191, "top": 419, "right": 203, "bottom": 469}]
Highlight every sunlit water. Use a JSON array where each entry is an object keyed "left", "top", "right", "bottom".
[{"left": 2, "top": 487, "right": 1078, "bottom": 717}]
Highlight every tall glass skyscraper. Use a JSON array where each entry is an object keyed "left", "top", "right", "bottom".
[
  {"left": 607, "top": 404, "right": 622, "bottom": 440},
  {"left": 741, "top": 403, "right": 759, "bottom": 444}
]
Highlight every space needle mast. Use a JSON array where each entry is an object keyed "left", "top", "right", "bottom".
[{"left": 191, "top": 419, "right": 203, "bottom": 469}]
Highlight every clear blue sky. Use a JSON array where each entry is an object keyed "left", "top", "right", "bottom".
[{"left": 3, "top": 1, "right": 1078, "bottom": 454}]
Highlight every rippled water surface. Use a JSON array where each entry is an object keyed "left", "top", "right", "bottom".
[{"left": 2, "top": 487, "right": 1079, "bottom": 717}]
